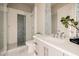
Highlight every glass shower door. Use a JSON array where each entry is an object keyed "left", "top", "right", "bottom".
[{"left": 17, "top": 14, "right": 26, "bottom": 46}]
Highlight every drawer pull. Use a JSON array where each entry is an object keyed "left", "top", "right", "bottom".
[
  {"left": 34, "top": 42, "right": 38, "bottom": 45},
  {"left": 35, "top": 51, "right": 38, "bottom": 55}
]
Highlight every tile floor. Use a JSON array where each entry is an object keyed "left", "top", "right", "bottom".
[{"left": 6, "top": 46, "right": 36, "bottom": 56}]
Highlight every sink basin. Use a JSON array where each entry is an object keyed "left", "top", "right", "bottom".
[
  {"left": 70, "top": 38, "right": 79, "bottom": 45},
  {"left": 35, "top": 34, "right": 68, "bottom": 45},
  {"left": 44, "top": 37, "right": 65, "bottom": 45}
]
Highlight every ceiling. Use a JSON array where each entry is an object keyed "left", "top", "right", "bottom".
[
  {"left": 7, "top": 3, "right": 68, "bottom": 12},
  {"left": 7, "top": 3, "right": 34, "bottom": 12}
]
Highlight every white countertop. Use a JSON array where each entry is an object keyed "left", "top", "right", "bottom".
[{"left": 33, "top": 34, "right": 79, "bottom": 56}]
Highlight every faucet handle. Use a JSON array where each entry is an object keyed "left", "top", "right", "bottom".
[{"left": 60, "top": 32, "right": 65, "bottom": 38}]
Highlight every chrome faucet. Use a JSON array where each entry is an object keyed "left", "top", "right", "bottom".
[{"left": 60, "top": 32, "right": 64, "bottom": 38}]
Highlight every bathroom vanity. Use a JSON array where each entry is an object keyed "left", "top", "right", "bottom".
[{"left": 33, "top": 34, "right": 79, "bottom": 56}]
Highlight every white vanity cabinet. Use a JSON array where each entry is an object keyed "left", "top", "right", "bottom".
[
  {"left": 48, "top": 46, "right": 70, "bottom": 56},
  {"left": 48, "top": 46, "right": 63, "bottom": 56},
  {"left": 33, "top": 35, "right": 79, "bottom": 56},
  {"left": 34, "top": 39, "right": 45, "bottom": 56},
  {"left": 34, "top": 39, "right": 52, "bottom": 56},
  {"left": 34, "top": 39, "right": 64, "bottom": 56},
  {"left": 63, "top": 53, "right": 69, "bottom": 56}
]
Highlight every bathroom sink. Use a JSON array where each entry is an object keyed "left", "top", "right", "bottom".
[
  {"left": 45, "top": 37, "right": 65, "bottom": 45},
  {"left": 35, "top": 34, "right": 66, "bottom": 45},
  {"left": 70, "top": 38, "right": 79, "bottom": 45}
]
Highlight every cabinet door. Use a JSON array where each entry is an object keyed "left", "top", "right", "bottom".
[
  {"left": 35, "top": 40, "right": 44, "bottom": 56},
  {"left": 34, "top": 39, "right": 63, "bottom": 56},
  {"left": 44, "top": 47, "right": 48, "bottom": 56},
  {"left": 63, "top": 53, "right": 69, "bottom": 56},
  {"left": 38, "top": 45, "right": 44, "bottom": 56},
  {"left": 48, "top": 46, "right": 63, "bottom": 56}
]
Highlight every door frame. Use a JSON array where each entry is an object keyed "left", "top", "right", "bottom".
[{"left": 7, "top": 8, "right": 33, "bottom": 50}]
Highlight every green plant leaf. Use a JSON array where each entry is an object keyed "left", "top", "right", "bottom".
[
  {"left": 74, "top": 22, "right": 78, "bottom": 25},
  {"left": 65, "top": 24, "right": 68, "bottom": 28},
  {"left": 66, "top": 16, "right": 70, "bottom": 19},
  {"left": 61, "top": 17, "right": 65, "bottom": 21},
  {"left": 70, "top": 19, "right": 74, "bottom": 22},
  {"left": 60, "top": 16, "right": 79, "bottom": 30}
]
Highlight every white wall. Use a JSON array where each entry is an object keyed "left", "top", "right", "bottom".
[
  {"left": 51, "top": 4, "right": 76, "bottom": 38},
  {"left": 8, "top": 8, "right": 33, "bottom": 47},
  {"left": 51, "top": 12, "right": 57, "bottom": 34},
  {"left": 34, "top": 4, "right": 52, "bottom": 34},
  {"left": 0, "top": 4, "right": 7, "bottom": 54},
  {"left": 26, "top": 14, "right": 34, "bottom": 40},
  {"left": 51, "top": 5, "right": 58, "bottom": 34},
  {"left": 45, "top": 4, "right": 52, "bottom": 34},
  {"left": 37, "top": 4, "right": 46, "bottom": 34},
  {"left": 57, "top": 4, "right": 76, "bottom": 38},
  {"left": 0, "top": 4, "right": 5, "bottom": 51}
]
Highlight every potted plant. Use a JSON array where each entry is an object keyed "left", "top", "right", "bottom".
[
  {"left": 60, "top": 16, "right": 78, "bottom": 30},
  {"left": 60, "top": 16, "right": 79, "bottom": 44}
]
